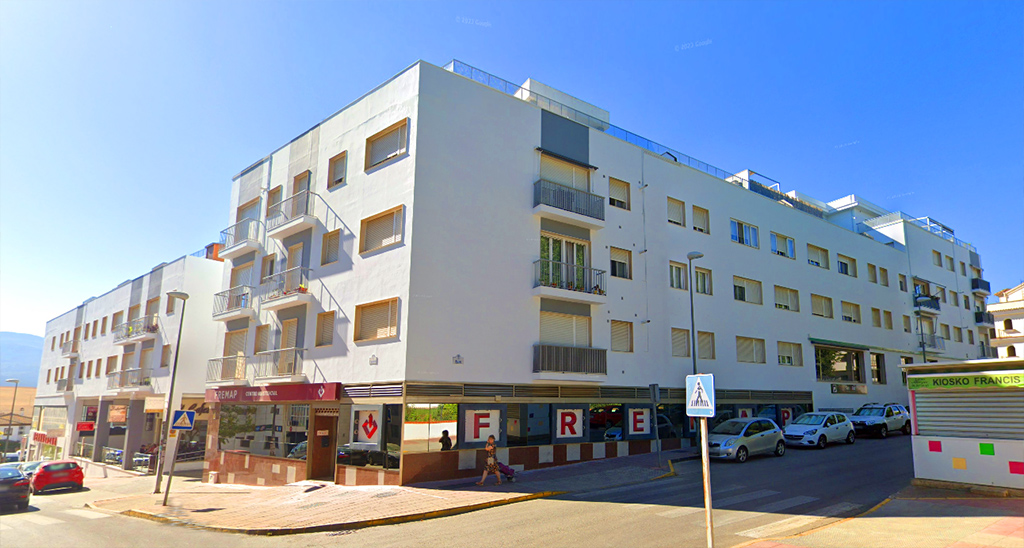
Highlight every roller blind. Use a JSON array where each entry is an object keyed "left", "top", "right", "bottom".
[
  {"left": 322, "top": 231, "right": 340, "bottom": 264},
  {"left": 697, "top": 331, "right": 715, "bottom": 359},
  {"left": 540, "top": 154, "right": 589, "bottom": 191},
  {"left": 254, "top": 325, "right": 269, "bottom": 353},
  {"left": 777, "top": 342, "right": 802, "bottom": 366},
  {"left": 362, "top": 209, "right": 402, "bottom": 252},
  {"left": 693, "top": 206, "right": 709, "bottom": 232},
  {"left": 540, "top": 312, "right": 575, "bottom": 346},
  {"left": 672, "top": 328, "right": 690, "bottom": 357},
  {"left": 914, "top": 389, "right": 1024, "bottom": 440},
  {"left": 609, "top": 179, "right": 629, "bottom": 208},
  {"left": 330, "top": 154, "right": 347, "bottom": 187},
  {"left": 225, "top": 330, "right": 247, "bottom": 357},
  {"left": 358, "top": 300, "right": 398, "bottom": 341},
  {"left": 842, "top": 302, "right": 860, "bottom": 322},
  {"left": 811, "top": 295, "right": 832, "bottom": 317},
  {"left": 316, "top": 312, "right": 335, "bottom": 347},
  {"left": 734, "top": 277, "right": 762, "bottom": 304},
  {"left": 667, "top": 198, "right": 685, "bottom": 225},
  {"left": 807, "top": 245, "right": 829, "bottom": 268},
  {"left": 774, "top": 286, "right": 799, "bottom": 311},
  {"left": 369, "top": 124, "right": 407, "bottom": 167},
  {"left": 736, "top": 337, "right": 765, "bottom": 363},
  {"left": 610, "top": 247, "right": 629, "bottom": 264},
  {"left": 230, "top": 264, "right": 253, "bottom": 288},
  {"left": 611, "top": 321, "right": 632, "bottom": 352},
  {"left": 871, "top": 308, "right": 882, "bottom": 327}
]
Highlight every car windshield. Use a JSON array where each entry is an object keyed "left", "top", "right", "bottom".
[
  {"left": 711, "top": 421, "right": 747, "bottom": 435},
  {"left": 854, "top": 408, "right": 885, "bottom": 417},
  {"left": 0, "top": 468, "right": 21, "bottom": 479},
  {"left": 793, "top": 414, "right": 825, "bottom": 425},
  {"left": 22, "top": 462, "right": 42, "bottom": 472}
]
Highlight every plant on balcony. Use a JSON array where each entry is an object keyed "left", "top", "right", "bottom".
[
  {"left": 297, "top": 284, "right": 308, "bottom": 294},
  {"left": 145, "top": 324, "right": 159, "bottom": 333}
]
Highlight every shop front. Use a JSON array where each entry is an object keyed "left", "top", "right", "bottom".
[{"left": 30, "top": 406, "right": 68, "bottom": 461}]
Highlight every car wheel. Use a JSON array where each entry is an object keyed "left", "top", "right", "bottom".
[
  {"left": 879, "top": 426, "right": 888, "bottom": 439},
  {"left": 73, "top": 483, "right": 83, "bottom": 492},
  {"left": 774, "top": 441, "right": 786, "bottom": 457},
  {"left": 902, "top": 422, "right": 911, "bottom": 435},
  {"left": 735, "top": 446, "right": 748, "bottom": 463},
  {"left": 846, "top": 431, "right": 856, "bottom": 444},
  {"left": 816, "top": 435, "right": 827, "bottom": 450}
]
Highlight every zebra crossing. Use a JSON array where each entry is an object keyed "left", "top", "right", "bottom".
[{"left": 0, "top": 506, "right": 110, "bottom": 531}]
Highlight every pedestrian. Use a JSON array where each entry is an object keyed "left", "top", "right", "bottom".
[
  {"left": 476, "top": 435, "right": 501, "bottom": 486},
  {"left": 439, "top": 430, "right": 453, "bottom": 451}
]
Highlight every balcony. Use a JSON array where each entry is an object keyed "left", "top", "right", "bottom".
[
  {"left": 532, "top": 259, "right": 607, "bottom": 305},
  {"left": 978, "top": 345, "right": 998, "bottom": 359},
  {"left": 56, "top": 378, "right": 68, "bottom": 392},
  {"left": 971, "top": 278, "right": 991, "bottom": 295},
  {"left": 106, "top": 369, "right": 151, "bottom": 391},
  {"left": 206, "top": 356, "right": 248, "bottom": 385},
  {"left": 113, "top": 315, "right": 159, "bottom": 345},
  {"left": 914, "top": 295, "right": 940, "bottom": 315},
  {"left": 219, "top": 218, "right": 264, "bottom": 260},
  {"left": 919, "top": 334, "right": 946, "bottom": 351},
  {"left": 213, "top": 286, "right": 257, "bottom": 321},
  {"left": 61, "top": 339, "right": 80, "bottom": 358},
  {"left": 252, "top": 348, "right": 305, "bottom": 382},
  {"left": 258, "top": 267, "right": 314, "bottom": 311},
  {"left": 106, "top": 372, "right": 121, "bottom": 390},
  {"left": 996, "top": 328, "right": 1022, "bottom": 340},
  {"left": 533, "top": 344, "right": 607, "bottom": 375},
  {"left": 533, "top": 179, "right": 605, "bottom": 230},
  {"left": 266, "top": 191, "right": 319, "bottom": 240},
  {"left": 974, "top": 311, "right": 995, "bottom": 326}
]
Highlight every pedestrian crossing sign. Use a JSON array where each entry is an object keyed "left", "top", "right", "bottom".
[
  {"left": 685, "top": 374, "right": 715, "bottom": 418},
  {"left": 171, "top": 410, "right": 195, "bottom": 431}
]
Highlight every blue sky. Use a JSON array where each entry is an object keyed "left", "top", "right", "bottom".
[{"left": 1, "top": 0, "right": 1021, "bottom": 336}]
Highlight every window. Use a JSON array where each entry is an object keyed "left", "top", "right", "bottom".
[
  {"left": 101, "top": 317, "right": 107, "bottom": 335},
  {"left": 355, "top": 298, "right": 399, "bottom": 342},
  {"left": 47, "top": 369, "right": 51, "bottom": 383},
  {"left": 610, "top": 320, "right": 633, "bottom": 352},
  {"left": 692, "top": 206, "right": 710, "bottom": 234},
  {"left": 106, "top": 356, "right": 118, "bottom": 375},
  {"left": 365, "top": 119, "right": 408, "bottom": 169},
  {"left": 807, "top": 244, "right": 829, "bottom": 269},
  {"left": 161, "top": 345, "right": 172, "bottom": 367},
  {"left": 901, "top": 356, "right": 913, "bottom": 384},
  {"left": 774, "top": 285, "right": 800, "bottom": 312},
  {"left": 898, "top": 274, "right": 907, "bottom": 292},
  {"left": 940, "top": 324, "right": 950, "bottom": 340},
  {"left": 328, "top": 152, "right": 347, "bottom": 189},
  {"left": 841, "top": 301, "right": 861, "bottom": 323},
  {"left": 92, "top": 320, "right": 99, "bottom": 338},
  {"left": 932, "top": 250, "right": 942, "bottom": 266},
  {"left": 936, "top": 288, "right": 946, "bottom": 303},
  {"left": 884, "top": 311, "right": 893, "bottom": 330},
  {"left": 730, "top": 219, "right": 759, "bottom": 248},
  {"left": 968, "top": 329, "right": 975, "bottom": 345},
  {"left": 837, "top": 254, "right": 857, "bottom": 277},
  {"left": 359, "top": 205, "right": 403, "bottom": 253},
  {"left": 771, "top": 233, "right": 795, "bottom": 259},
  {"left": 667, "top": 197, "right": 685, "bottom": 226},
  {"left": 255, "top": 324, "right": 269, "bottom": 353},
  {"left": 815, "top": 346, "right": 864, "bottom": 383},
  {"left": 914, "top": 279, "right": 929, "bottom": 296},
  {"left": 950, "top": 290, "right": 958, "bottom": 307},
  {"left": 540, "top": 312, "right": 591, "bottom": 347},
  {"left": 609, "top": 178, "right": 630, "bottom": 210},
  {"left": 960, "top": 262, "right": 966, "bottom": 276},
  {"left": 539, "top": 234, "right": 590, "bottom": 290},
  {"left": 166, "top": 296, "right": 175, "bottom": 315},
  {"left": 79, "top": 361, "right": 85, "bottom": 378},
  {"left": 736, "top": 336, "right": 766, "bottom": 363},
  {"left": 316, "top": 312, "right": 336, "bottom": 347},
  {"left": 82, "top": 324, "right": 89, "bottom": 340},
  {"left": 112, "top": 311, "right": 124, "bottom": 329},
  {"left": 671, "top": 328, "right": 690, "bottom": 357},
  {"left": 610, "top": 247, "right": 631, "bottom": 279},
  {"left": 953, "top": 327, "right": 962, "bottom": 342},
  {"left": 879, "top": 268, "right": 889, "bottom": 287},
  {"left": 51, "top": 337, "right": 56, "bottom": 351},
  {"left": 871, "top": 308, "right": 882, "bottom": 328},
  {"left": 261, "top": 254, "right": 276, "bottom": 283},
  {"left": 963, "top": 295, "right": 970, "bottom": 310},
  {"left": 870, "top": 353, "right": 886, "bottom": 384},
  {"left": 778, "top": 341, "right": 803, "bottom": 366},
  {"left": 266, "top": 186, "right": 282, "bottom": 217},
  {"left": 669, "top": 262, "right": 687, "bottom": 290},
  {"left": 945, "top": 256, "right": 954, "bottom": 271},
  {"left": 867, "top": 264, "right": 878, "bottom": 283},
  {"left": 811, "top": 294, "right": 833, "bottom": 318},
  {"left": 733, "top": 276, "right": 763, "bottom": 305},
  {"left": 321, "top": 229, "right": 341, "bottom": 265},
  {"left": 697, "top": 331, "right": 715, "bottom": 359},
  {"left": 540, "top": 154, "right": 590, "bottom": 191},
  {"left": 694, "top": 267, "right": 712, "bottom": 295}
]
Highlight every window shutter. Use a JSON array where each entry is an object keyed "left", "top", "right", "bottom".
[
  {"left": 610, "top": 247, "right": 630, "bottom": 267},
  {"left": 737, "top": 337, "right": 755, "bottom": 362},
  {"left": 693, "top": 207, "right": 709, "bottom": 231},
  {"left": 322, "top": 231, "right": 340, "bottom": 264},
  {"left": 255, "top": 325, "right": 269, "bottom": 353},
  {"left": 541, "top": 154, "right": 589, "bottom": 190},
  {"left": 698, "top": 332, "right": 715, "bottom": 359},
  {"left": 609, "top": 179, "right": 629, "bottom": 205},
  {"left": 754, "top": 339, "right": 766, "bottom": 363},
  {"left": 358, "top": 300, "right": 397, "bottom": 341},
  {"left": 230, "top": 264, "right": 253, "bottom": 288},
  {"left": 611, "top": 321, "right": 632, "bottom": 352},
  {"left": 540, "top": 312, "right": 576, "bottom": 346},
  {"left": 330, "top": 154, "right": 347, "bottom": 186},
  {"left": 369, "top": 124, "right": 407, "bottom": 167},
  {"left": 812, "top": 295, "right": 828, "bottom": 317},
  {"left": 672, "top": 328, "right": 690, "bottom": 357},
  {"left": 226, "top": 330, "right": 246, "bottom": 356},
  {"left": 574, "top": 317, "right": 590, "bottom": 347},
  {"left": 748, "top": 280, "right": 762, "bottom": 304},
  {"left": 667, "top": 198, "right": 685, "bottom": 225},
  {"left": 363, "top": 210, "right": 401, "bottom": 252},
  {"left": 317, "top": 312, "right": 335, "bottom": 347}
]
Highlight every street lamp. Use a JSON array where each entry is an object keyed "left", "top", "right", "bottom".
[
  {"left": 154, "top": 291, "right": 188, "bottom": 505},
  {"left": 4, "top": 379, "right": 18, "bottom": 460},
  {"left": 686, "top": 252, "right": 704, "bottom": 376}
]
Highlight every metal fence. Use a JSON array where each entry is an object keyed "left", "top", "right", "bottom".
[
  {"left": 121, "top": 368, "right": 149, "bottom": 387},
  {"left": 207, "top": 356, "right": 248, "bottom": 382},
  {"left": 106, "top": 372, "right": 121, "bottom": 390},
  {"left": 113, "top": 315, "right": 159, "bottom": 342},
  {"left": 259, "top": 267, "right": 311, "bottom": 302},
  {"left": 971, "top": 278, "right": 991, "bottom": 293},
  {"left": 102, "top": 446, "right": 123, "bottom": 465},
  {"left": 220, "top": 218, "right": 263, "bottom": 249},
  {"left": 533, "top": 344, "right": 607, "bottom": 374},
  {"left": 920, "top": 334, "right": 946, "bottom": 351},
  {"left": 533, "top": 179, "right": 605, "bottom": 221},
  {"left": 267, "top": 190, "right": 317, "bottom": 231},
  {"left": 61, "top": 339, "right": 80, "bottom": 356},
  {"left": 534, "top": 259, "right": 606, "bottom": 295},
  {"left": 253, "top": 348, "right": 304, "bottom": 378},
  {"left": 214, "top": 285, "right": 254, "bottom": 316}
]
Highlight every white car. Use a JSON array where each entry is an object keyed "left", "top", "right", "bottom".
[
  {"left": 783, "top": 412, "right": 855, "bottom": 449},
  {"left": 850, "top": 403, "right": 911, "bottom": 438}
]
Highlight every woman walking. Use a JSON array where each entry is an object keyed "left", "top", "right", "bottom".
[{"left": 476, "top": 435, "right": 501, "bottom": 486}]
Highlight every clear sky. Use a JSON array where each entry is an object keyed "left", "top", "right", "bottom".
[{"left": 1, "top": 0, "right": 1021, "bottom": 336}]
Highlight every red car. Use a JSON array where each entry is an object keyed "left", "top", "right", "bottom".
[
  {"left": 589, "top": 406, "right": 623, "bottom": 428},
  {"left": 30, "top": 461, "right": 84, "bottom": 494}
]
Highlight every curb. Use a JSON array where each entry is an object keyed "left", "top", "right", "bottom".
[
  {"left": 730, "top": 497, "right": 893, "bottom": 548},
  {"left": 910, "top": 477, "right": 1024, "bottom": 498},
  {"left": 97, "top": 490, "right": 566, "bottom": 536}
]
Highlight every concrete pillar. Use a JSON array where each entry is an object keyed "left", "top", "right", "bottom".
[
  {"left": 122, "top": 399, "right": 146, "bottom": 470},
  {"left": 90, "top": 400, "right": 111, "bottom": 462}
]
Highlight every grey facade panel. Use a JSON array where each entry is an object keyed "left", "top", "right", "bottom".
[
  {"left": 541, "top": 110, "right": 589, "bottom": 167},
  {"left": 540, "top": 298, "right": 591, "bottom": 317},
  {"left": 282, "top": 229, "right": 313, "bottom": 269},
  {"left": 276, "top": 304, "right": 307, "bottom": 348},
  {"left": 540, "top": 218, "right": 590, "bottom": 241}
]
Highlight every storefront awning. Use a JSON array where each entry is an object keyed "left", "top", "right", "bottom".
[{"left": 807, "top": 338, "right": 870, "bottom": 351}]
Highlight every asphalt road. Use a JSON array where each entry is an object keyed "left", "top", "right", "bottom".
[{"left": 0, "top": 434, "right": 913, "bottom": 548}]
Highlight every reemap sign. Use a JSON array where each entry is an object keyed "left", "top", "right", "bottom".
[{"left": 908, "top": 371, "right": 1024, "bottom": 391}]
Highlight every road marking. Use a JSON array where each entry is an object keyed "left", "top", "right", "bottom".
[
  {"left": 656, "top": 489, "right": 778, "bottom": 518},
  {"left": 62, "top": 509, "right": 110, "bottom": 519},
  {"left": 714, "top": 495, "right": 819, "bottom": 526},
  {"left": 737, "top": 501, "right": 862, "bottom": 538},
  {"left": 12, "top": 513, "right": 65, "bottom": 526}
]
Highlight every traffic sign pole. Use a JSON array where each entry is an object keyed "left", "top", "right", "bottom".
[
  {"left": 700, "top": 416, "right": 714, "bottom": 548},
  {"left": 686, "top": 374, "right": 716, "bottom": 548}
]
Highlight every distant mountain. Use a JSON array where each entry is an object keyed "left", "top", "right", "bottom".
[{"left": 0, "top": 332, "right": 43, "bottom": 387}]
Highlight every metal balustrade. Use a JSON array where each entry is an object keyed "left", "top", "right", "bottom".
[
  {"left": 979, "top": 345, "right": 998, "bottom": 359},
  {"left": 220, "top": 218, "right": 264, "bottom": 249},
  {"left": 533, "top": 344, "right": 607, "bottom": 374},
  {"left": 106, "top": 372, "right": 121, "bottom": 390},
  {"left": 920, "top": 334, "right": 946, "bottom": 351},
  {"left": 133, "top": 452, "right": 156, "bottom": 474},
  {"left": 533, "top": 259, "right": 606, "bottom": 296},
  {"left": 975, "top": 311, "right": 995, "bottom": 325},
  {"left": 258, "top": 267, "right": 311, "bottom": 303},
  {"left": 253, "top": 348, "right": 304, "bottom": 378},
  {"left": 121, "top": 368, "right": 149, "bottom": 387},
  {"left": 61, "top": 339, "right": 80, "bottom": 356},
  {"left": 971, "top": 278, "right": 991, "bottom": 293},
  {"left": 74, "top": 441, "right": 94, "bottom": 459},
  {"left": 213, "top": 286, "right": 255, "bottom": 316},
  {"left": 533, "top": 179, "right": 605, "bottom": 221},
  {"left": 207, "top": 356, "right": 248, "bottom": 382},
  {"left": 56, "top": 378, "right": 68, "bottom": 391},
  {"left": 914, "top": 295, "right": 941, "bottom": 312},
  {"left": 266, "top": 190, "right": 318, "bottom": 231},
  {"left": 113, "top": 315, "right": 159, "bottom": 342}
]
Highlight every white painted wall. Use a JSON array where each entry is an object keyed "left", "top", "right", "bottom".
[{"left": 912, "top": 435, "right": 1024, "bottom": 489}]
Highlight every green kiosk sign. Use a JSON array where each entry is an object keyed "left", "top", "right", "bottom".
[{"left": 907, "top": 371, "right": 1024, "bottom": 391}]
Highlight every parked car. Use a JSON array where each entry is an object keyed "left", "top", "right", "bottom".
[
  {"left": 850, "top": 402, "right": 911, "bottom": 438},
  {"left": 17, "top": 461, "right": 44, "bottom": 479},
  {"left": 30, "top": 461, "right": 84, "bottom": 494},
  {"left": 590, "top": 406, "right": 623, "bottom": 428},
  {"left": 706, "top": 418, "right": 785, "bottom": 463},
  {"left": 603, "top": 414, "right": 676, "bottom": 441},
  {"left": 783, "top": 412, "right": 855, "bottom": 448},
  {"left": 0, "top": 467, "right": 31, "bottom": 511},
  {"left": 287, "top": 441, "right": 308, "bottom": 460}
]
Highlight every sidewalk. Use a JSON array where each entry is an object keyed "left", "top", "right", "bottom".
[
  {"left": 739, "top": 486, "right": 1024, "bottom": 548},
  {"left": 88, "top": 447, "right": 698, "bottom": 535}
]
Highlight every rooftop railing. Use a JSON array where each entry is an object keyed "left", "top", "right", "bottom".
[
  {"left": 863, "top": 211, "right": 976, "bottom": 252},
  {"left": 220, "top": 218, "right": 264, "bottom": 249},
  {"left": 259, "top": 267, "right": 311, "bottom": 303},
  {"left": 533, "top": 344, "right": 607, "bottom": 375},
  {"left": 533, "top": 179, "right": 605, "bottom": 221},
  {"left": 214, "top": 285, "right": 255, "bottom": 316},
  {"left": 253, "top": 348, "right": 304, "bottom": 378},
  {"left": 207, "top": 356, "right": 248, "bottom": 382},
  {"left": 534, "top": 259, "right": 606, "bottom": 296},
  {"left": 113, "top": 315, "right": 159, "bottom": 342},
  {"left": 971, "top": 278, "right": 991, "bottom": 293},
  {"left": 266, "top": 190, "right": 318, "bottom": 231}
]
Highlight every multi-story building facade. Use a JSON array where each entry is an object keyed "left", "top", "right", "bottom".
[
  {"left": 201, "top": 60, "right": 992, "bottom": 487},
  {"left": 30, "top": 247, "right": 222, "bottom": 470},
  {"left": 991, "top": 283, "right": 1024, "bottom": 358}
]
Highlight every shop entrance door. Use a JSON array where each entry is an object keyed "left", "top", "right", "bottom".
[{"left": 309, "top": 413, "right": 337, "bottom": 481}]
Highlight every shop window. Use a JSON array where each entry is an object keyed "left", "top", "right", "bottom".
[
  {"left": 217, "top": 404, "right": 308, "bottom": 460},
  {"left": 814, "top": 346, "right": 864, "bottom": 383},
  {"left": 403, "top": 404, "right": 459, "bottom": 452}
]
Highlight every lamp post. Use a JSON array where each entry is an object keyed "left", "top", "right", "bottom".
[
  {"left": 154, "top": 291, "right": 188, "bottom": 505},
  {"left": 687, "top": 252, "right": 704, "bottom": 376},
  {"left": 4, "top": 379, "right": 18, "bottom": 459}
]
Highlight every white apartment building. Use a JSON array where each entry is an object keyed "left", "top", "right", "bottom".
[
  {"left": 30, "top": 247, "right": 223, "bottom": 470},
  {"left": 201, "top": 60, "right": 992, "bottom": 486},
  {"left": 991, "top": 283, "right": 1024, "bottom": 358}
]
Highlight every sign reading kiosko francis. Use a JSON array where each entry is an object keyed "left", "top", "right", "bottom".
[
  {"left": 205, "top": 382, "right": 341, "bottom": 403},
  {"left": 907, "top": 370, "right": 1024, "bottom": 391}
]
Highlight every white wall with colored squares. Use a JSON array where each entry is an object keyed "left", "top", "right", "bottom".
[{"left": 912, "top": 436, "right": 1024, "bottom": 489}]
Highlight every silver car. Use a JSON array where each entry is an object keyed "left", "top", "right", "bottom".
[{"left": 707, "top": 418, "right": 785, "bottom": 463}]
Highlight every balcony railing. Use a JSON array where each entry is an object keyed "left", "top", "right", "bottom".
[
  {"left": 113, "top": 315, "right": 159, "bottom": 342},
  {"left": 207, "top": 356, "right": 248, "bottom": 382},
  {"left": 971, "top": 278, "right": 991, "bottom": 293},
  {"left": 534, "top": 259, "right": 606, "bottom": 296},
  {"left": 121, "top": 368, "right": 150, "bottom": 388},
  {"left": 975, "top": 311, "right": 995, "bottom": 325},
  {"left": 106, "top": 372, "right": 121, "bottom": 390},
  {"left": 56, "top": 378, "right": 68, "bottom": 391},
  {"left": 253, "top": 348, "right": 304, "bottom": 378},
  {"left": 979, "top": 345, "right": 998, "bottom": 359},
  {"left": 996, "top": 329, "right": 1021, "bottom": 339},
  {"left": 267, "top": 190, "right": 318, "bottom": 231},
  {"left": 533, "top": 179, "right": 605, "bottom": 221},
  {"left": 259, "top": 267, "right": 311, "bottom": 303},
  {"left": 914, "top": 295, "right": 941, "bottom": 312},
  {"left": 533, "top": 344, "right": 607, "bottom": 374},
  {"left": 61, "top": 339, "right": 80, "bottom": 356},
  {"left": 919, "top": 334, "right": 946, "bottom": 351},
  {"left": 214, "top": 286, "right": 255, "bottom": 316},
  {"left": 220, "top": 218, "right": 264, "bottom": 249}
]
